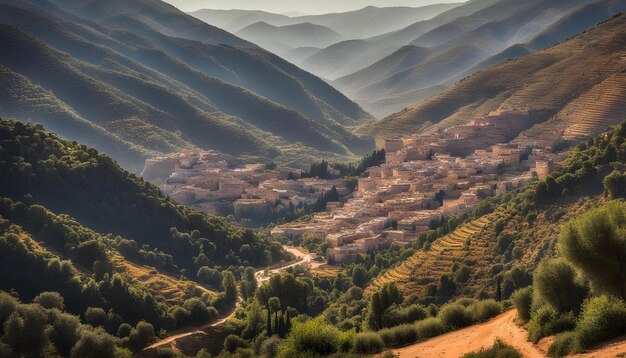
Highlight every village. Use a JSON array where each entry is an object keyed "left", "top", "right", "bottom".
[
  {"left": 271, "top": 108, "right": 568, "bottom": 264},
  {"left": 141, "top": 150, "right": 349, "bottom": 221}
]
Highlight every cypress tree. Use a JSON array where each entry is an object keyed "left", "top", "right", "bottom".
[{"left": 266, "top": 305, "right": 272, "bottom": 336}]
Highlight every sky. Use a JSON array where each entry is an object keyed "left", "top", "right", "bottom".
[{"left": 164, "top": 0, "right": 465, "bottom": 14}]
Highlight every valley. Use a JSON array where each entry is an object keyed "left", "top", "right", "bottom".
[{"left": 1, "top": 0, "right": 626, "bottom": 357}]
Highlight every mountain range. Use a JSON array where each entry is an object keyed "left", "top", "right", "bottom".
[
  {"left": 359, "top": 12, "right": 626, "bottom": 143},
  {"left": 332, "top": 0, "right": 626, "bottom": 116},
  {"left": 0, "top": 0, "right": 374, "bottom": 172}
]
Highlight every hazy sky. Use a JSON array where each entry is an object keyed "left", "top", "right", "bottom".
[{"left": 165, "top": 0, "right": 465, "bottom": 14}]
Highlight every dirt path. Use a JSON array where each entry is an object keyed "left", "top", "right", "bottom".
[
  {"left": 144, "top": 246, "right": 311, "bottom": 351},
  {"left": 390, "top": 310, "right": 545, "bottom": 358}
]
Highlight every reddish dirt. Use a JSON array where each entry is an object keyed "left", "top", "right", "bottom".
[
  {"left": 390, "top": 310, "right": 544, "bottom": 358},
  {"left": 390, "top": 310, "right": 626, "bottom": 358}
]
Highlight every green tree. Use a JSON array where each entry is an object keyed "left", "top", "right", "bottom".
[
  {"left": 533, "top": 258, "right": 587, "bottom": 314},
  {"left": 222, "top": 271, "right": 238, "bottom": 304},
  {"left": 33, "top": 291, "right": 65, "bottom": 310},
  {"left": 558, "top": 201, "right": 626, "bottom": 297}
]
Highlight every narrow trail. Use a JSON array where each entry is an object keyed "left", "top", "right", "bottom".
[{"left": 144, "top": 246, "right": 311, "bottom": 351}]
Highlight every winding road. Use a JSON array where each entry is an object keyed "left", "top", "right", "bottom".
[{"left": 144, "top": 246, "right": 312, "bottom": 351}]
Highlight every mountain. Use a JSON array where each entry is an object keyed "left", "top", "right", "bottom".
[
  {"left": 358, "top": 13, "right": 626, "bottom": 142},
  {"left": 299, "top": 0, "right": 502, "bottom": 81},
  {"left": 190, "top": 4, "right": 461, "bottom": 39},
  {"left": 334, "top": 0, "right": 624, "bottom": 116},
  {"left": 235, "top": 22, "right": 343, "bottom": 56},
  {"left": 0, "top": 0, "right": 373, "bottom": 173}
]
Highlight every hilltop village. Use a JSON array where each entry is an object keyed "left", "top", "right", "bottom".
[
  {"left": 272, "top": 108, "right": 568, "bottom": 264},
  {"left": 141, "top": 150, "right": 348, "bottom": 220}
]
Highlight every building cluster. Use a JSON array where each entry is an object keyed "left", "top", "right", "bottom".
[
  {"left": 272, "top": 108, "right": 567, "bottom": 264},
  {"left": 141, "top": 150, "right": 348, "bottom": 215}
]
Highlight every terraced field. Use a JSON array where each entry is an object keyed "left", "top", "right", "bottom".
[
  {"left": 367, "top": 215, "right": 496, "bottom": 296},
  {"left": 112, "top": 255, "right": 216, "bottom": 305}
]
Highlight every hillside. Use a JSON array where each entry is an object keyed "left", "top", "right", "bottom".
[
  {"left": 359, "top": 12, "right": 626, "bottom": 141},
  {"left": 336, "top": 0, "right": 624, "bottom": 116},
  {"left": 0, "top": 117, "right": 304, "bottom": 352},
  {"left": 0, "top": 119, "right": 288, "bottom": 275},
  {"left": 368, "top": 119, "right": 626, "bottom": 305},
  {"left": 298, "top": 0, "right": 503, "bottom": 81},
  {"left": 235, "top": 22, "right": 343, "bottom": 57},
  {"left": 0, "top": 0, "right": 373, "bottom": 172}
]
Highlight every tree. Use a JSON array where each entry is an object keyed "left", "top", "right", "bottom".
[
  {"left": 351, "top": 265, "right": 368, "bottom": 288},
  {"left": 604, "top": 171, "right": 626, "bottom": 199},
  {"left": 70, "top": 328, "right": 118, "bottom": 358},
  {"left": 222, "top": 271, "right": 238, "bottom": 305},
  {"left": 197, "top": 267, "right": 222, "bottom": 288},
  {"left": 85, "top": 307, "right": 107, "bottom": 328},
  {"left": 558, "top": 201, "right": 626, "bottom": 298},
  {"left": 533, "top": 258, "right": 587, "bottom": 314},
  {"left": 240, "top": 267, "right": 257, "bottom": 300},
  {"left": 33, "top": 291, "right": 65, "bottom": 310}
]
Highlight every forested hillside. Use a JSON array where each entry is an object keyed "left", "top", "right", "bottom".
[{"left": 0, "top": 0, "right": 373, "bottom": 172}]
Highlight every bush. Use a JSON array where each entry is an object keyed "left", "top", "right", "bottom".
[
  {"left": 532, "top": 258, "right": 587, "bottom": 314},
  {"left": 378, "top": 324, "right": 418, "bottom": 348},
  {"left": 224, "top": 334, "right": 246, "bottom": 353},
  {"left": 278, "top": 319, "right": 340, "bottom": 357},
  {"left": 463, "top": 338, "right": 521, "bottom": 358},
  {"left": 467, "top": 300, "right": 502, "bottom": 322},
  {"left": 527, "top": 306, "right": 576, "bottom": 343},
  {"left": 33, "top": 292, "right": 64, "bottom": 310},
  {"left": 511, "top": 287, "right": 532, "bottom": 322},
  {"left": 548, "top": 331, "right": 578, "bottom": 357},
  {"left": 382, "top": 304, "right": 428, "bottom": 328},
  {"left": 575, "top": 295, "right": 626, "bottom": 349},
  {"left": 414, "top": 317, "right": 446, "bottom": 340},
  {"left": 438, "top": 303, "right": 473, "bottom": 330},
  {"left": 352, "top": 332, "right": 384, "bottom": 354},
  {"left": 377, "top": 318, "right": 447, "bottom": 348}
]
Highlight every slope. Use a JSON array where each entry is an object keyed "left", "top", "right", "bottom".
[
  {"left": 0, "top": 0, "right": 373, "bottom": 171},
  {"left": 336, "top": 0, "right": 605, "bottom": 116},
  {"left": 358, "top": 13, "right": 626, "bottom": 141},
  {"left": 235, "top": 22, "right": 343, "bottom": 56},
  {"left": 368, "top": 120, "right": 626, "bottom": 303}
]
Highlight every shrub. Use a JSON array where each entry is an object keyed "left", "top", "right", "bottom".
[
  {"left": 278, "top": 318, "right": 340, "bottom": 357},
  {"left": 548, "top": 331, "right": 578, "bottom": 357},
  {"left": 382, "top": 304, "right": 428, "bottom": 328},
  {"left": 260, "top": 335, "right": 282, "bottom": 358},
  {"left": 511, "top": 287, "right": 532, "bottom": 322},
  {"left": 575, "top": 295, "right": 626, "bottom": 349},
  {"left": 532, "top": 258, "right": 587, "bottom": 314},
  {"left": 414, "top": 317, "right": 446, "bottom": 340},
  {"left": 224, "top": 334, "right": 246, "bottom": 353},
  {"left": 378, "top": 324, "right": 418, "bottom": 347},
  {"left": 527, "top": 306, "right": 576, "bottom": 343},
  {"left": 467, "top": 300, "right": 502, "bottom": 322},
  {"left": 33, "top": 292, "right": 64, "bottom": 310},
  {"left": 352, "top": 332, "right": 384, "bottom": 354},
  {"left": 463, "top": 338, "right": 521, "bottom": 358},
  {"left": 438, "top": 303, "right": 473, "bottom": 330}
]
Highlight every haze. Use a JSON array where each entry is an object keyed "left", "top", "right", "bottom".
[{"left": 164, "top": 0, "right": 465, "bottom": 14}]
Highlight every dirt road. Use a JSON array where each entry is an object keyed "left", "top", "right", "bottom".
[
  {"left": 145, "top": 246, "right": 311, "bottom": 351},
  {"left": 391, "top": 309, "right": 626, "bottom": 358},
  {"left": 391, "top": 310, "right": 545, "bottom": 358}
]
